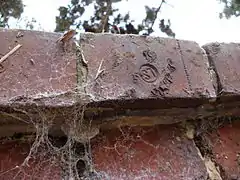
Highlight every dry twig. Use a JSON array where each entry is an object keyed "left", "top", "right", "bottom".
[
  {"left": 0, "top": 44, "right": 22, "bottom": 64},
  {"left": 95, "top": 59, "right": 104, "bottom": 79},
  {"left": 56, "top": 29, "right": 76, "bottom": 43}
]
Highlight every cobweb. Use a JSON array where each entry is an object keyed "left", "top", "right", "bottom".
[
  {"left": 0, "top": 31, "right": 151, "bottom": 180},
  {"left": 0, "top": 98, "right": 105, "bottom": 179}
]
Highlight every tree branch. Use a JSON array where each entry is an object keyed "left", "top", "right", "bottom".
[
  {"left": 148, "top": 0, "right": 165, "bottom": 34},
  {"left": 101, "top": 0, "right": 112, "bottom": 33}
]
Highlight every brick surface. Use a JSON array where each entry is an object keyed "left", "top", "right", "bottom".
[
  {"left": 0, "top": 141, "right": 61, "bottom": 180},
  {"left": 0, "top": 29, "right": 77, "bottom": 107},
  {"left": 91, "top": 125, "right": 208, "bottom": 180},
  {"left": 207, "top": 121, "right": 240, "bottom": 179},
  {"left": 1, "top": 29, "right": 240, "bottom": 180},
  {"left": 202, "top": 43, "right": 240, "bottom": 99},
  {"left": 81, "top": 33, "right": 216, "bottom": 107}
]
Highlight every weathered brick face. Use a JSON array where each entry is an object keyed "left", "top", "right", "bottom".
[
  {"left": 0, "top": 29, "right": 77, "bottom": 107},
  {"left": 0, "top": 142, "right": 61, "bottom": 180},
  {"left": 206, "top": 120, "right": 240, "bottom": 179},
  {"left": 80, "top": 34, "right": 215, "bottom": 102},
  {"left": 91, "top": 125, "right": 208, "bottom": 180},
  {"left": 203, "top": 43, "right": 240, "bottom": 96}
]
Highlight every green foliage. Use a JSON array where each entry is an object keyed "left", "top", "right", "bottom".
[
  {"left": 55, "top": 0, "right": 175, "bottom": 37},
  {"left": 219, "top": 0, "right": 240, "bottom": 18},
  {"left": 24, "top": 18, "right": 37, "bottom": 30},
  {"left": 0, "top": 0, "right": 24, "bottom": 27}
]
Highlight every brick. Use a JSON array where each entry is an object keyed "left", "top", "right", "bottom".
[
  {"left": 202, "top": 43, "right": 240, "bottom": 100},
  {"left": 91, "top": 125, "right": 208, "bottom": 180},
  {"left": 206, "top": 121, "right": 240, "bottom": 179},
  {"left": 0, "top": 29, "right": 77, "bottom": 107},
  {"left": 0, "top": 141, "right": 61, "bottom": 180},
  {"left": 81, "top": 33, "right": 216, "bottom": 109}
]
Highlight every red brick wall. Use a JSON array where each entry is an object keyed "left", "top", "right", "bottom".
[{"left": 0, "top": 29, "right": 240, "bottom": 179}]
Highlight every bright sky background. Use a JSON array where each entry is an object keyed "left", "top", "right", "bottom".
[{"left": 9, "top": 0, "right": 240, "bottom": 46}]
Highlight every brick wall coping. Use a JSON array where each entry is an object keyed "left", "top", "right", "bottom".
[{"left": 0, "top": 28, "right": 240, "bottom": 136}]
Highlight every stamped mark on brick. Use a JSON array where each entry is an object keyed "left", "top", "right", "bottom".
[
  {"left": 142, "top": 49, "right": 157, "bottom": 63},
  {"left": 138, "top": 64, "right": 159, "bottom": 83},
  {"left": 150, "top": 58, "right": 176, "bottom": 98},
  {"left": 132, "top": 49, "right": 176, "bottom": 98}
]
